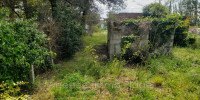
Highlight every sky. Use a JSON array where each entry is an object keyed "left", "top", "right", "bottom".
[{"left": 96, "top": 0, "right": 166, "bottom": 18}]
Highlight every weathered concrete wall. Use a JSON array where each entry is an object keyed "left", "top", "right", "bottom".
[
  {"left": 133, "top": 21, "right": 150, "bottom": 51},
  {"left": 108, "top": 20, "right": 151, "bottom": 60},
  {"left": 154, "top": 31, "right": 175, "bottom": 55},
  {"left": 107, "top": 20, "right": 175, "bottom": 60}
]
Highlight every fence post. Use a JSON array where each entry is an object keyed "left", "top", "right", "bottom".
[
  {"left": 30, "top": 65, "right": 35, "bottom": 83},
  {"left": 49, "top": 41, "right": 54, "bottom": 66}
]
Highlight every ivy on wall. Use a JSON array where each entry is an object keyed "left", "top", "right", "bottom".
[
  {"left": 118, "top": 14, "right": 190, "bottom": 63},
  {"left": 122, "top": 14, "right": 189, "bottom": 50}
]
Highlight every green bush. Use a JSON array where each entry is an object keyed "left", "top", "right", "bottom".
[
  {"left": 0, "top": 81, "right": 29, "bottom": 99},
  {"left": 174, "top": 17, "right": 190, "bottom": 47},
  {"left": 121, "top": 35, "right": 137, "bottom": 48},
  {"left": 149, "top": 15, "right": 185, "bottom": 51},
  {"left": 121, "top": 15, "right": 186, "bottom": 63},
  {"left": 143, "top": 3, "right": 168, "bottom": 18},
  {"left": 142, "top": 4, "right": 190, "bottom": 47},
  {"left": 120, "top": 35, "right": 142, "bottom": 63},
  {"left": 0, "top": 8, "right": 53, "bottom": 82},
  {"left": 55, "top": 3, "right": 84, "bottom": 59}
]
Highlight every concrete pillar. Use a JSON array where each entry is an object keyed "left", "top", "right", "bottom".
[
  {"left": 138, "top": 22, "right": 150, "bottom": 51},
  {"left": 108, "top": 21, "right": 122, "bottom": 60}
]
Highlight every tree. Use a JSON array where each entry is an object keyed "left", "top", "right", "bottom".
[
  {"left": 63, "top": 0, "right": 125, "bottom": 26},
  {"left": 173, "top": 4, "right": 178, "bottom": 14},
  {"left": 49, "top": 0, "right": 57, "bottom": 19},
  {"left": 143, "top": 3, "right": 168, "bottom": 18},
  {"left": 0, "top": 0, "right": 22, "bottom": 19},
  {"left": 177, "top": 0, "right": 199, "bottom": 25}
]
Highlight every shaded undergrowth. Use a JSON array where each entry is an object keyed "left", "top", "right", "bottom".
[{"left": 32, "top": 31, "right": 200, "bottom": 100}]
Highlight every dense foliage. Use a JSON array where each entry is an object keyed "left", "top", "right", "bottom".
[
  {"left": 121, "top": 35, "right": 137, "bottom": 48},
  {"left": 0, "top": 81, "right": 28, "bottom": 99},
  {"left": 143, "top": 3, "right": 168, "bottom": 18},
  {"left": 149, "top": 15, "right": 186, "bottom": 51},
  {"left": 173, "top": 17, "right": 197, "bottom": 47},
  {"left": 55, "top": 4, "right": 84, "bottom": 59},
  {"left": 0, "top": 8, "right": 53, "bottom": 82},
  {"left": 121, "top": 14, "right": 190, "bottom": 63},
  {"left": 169, "top": 0, "right": 199, "bottom": 25},
  {"left": 142, "top": 3, "right": 193, "bottom": 47}
]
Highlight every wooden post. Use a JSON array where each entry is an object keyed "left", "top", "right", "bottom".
[
  {"left": 49, "top": 41, "right": 54, "bottom": 66},
  {"left": 30, "top": 65, "right": 35, "bottom": 83}
]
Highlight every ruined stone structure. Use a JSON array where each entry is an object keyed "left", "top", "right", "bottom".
[{"left": 107, "top": 19, "right": 175, "bottom": 60}]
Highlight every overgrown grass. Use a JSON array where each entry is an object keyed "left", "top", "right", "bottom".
[
  {"left": 32, "top": 31, "right": 200, "bottom": 100},
  {"left": 83, "top": 30, "right": 107, "bottom": 46}
]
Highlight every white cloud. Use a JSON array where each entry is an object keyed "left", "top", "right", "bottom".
[{"left": 96, "top": 0, "right": 167, "bottom": 18}]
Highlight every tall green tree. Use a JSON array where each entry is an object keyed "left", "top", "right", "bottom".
[
  {"left": 64, "top": 0, "right": 125, "bottom": 26},
  {"left": 143, "top": 3, "right": 168, "bottom": 18},
  {"left": 178, "top": 0, "right": 199, "bottom": 25}
]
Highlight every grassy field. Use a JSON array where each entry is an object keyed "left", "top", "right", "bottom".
[{"left": 31, "top": 31, "right": 200, "bottom": 100}]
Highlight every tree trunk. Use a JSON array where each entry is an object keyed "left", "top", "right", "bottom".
[
  {"left": 81, "top": 10, "right": 88, "bottom": 26},
  {"left": 194, "top": 0, "right": 198, "bottom": 25},
  {"left": 169, "top": 1, "right": 171, "bottom": 14},
  {"left": 81, "top": 0, "right": 90, "bottom": 26},
  {"left": 49, "top": 41, "right": 54, "bottom": 66},
  {"left": 49, "top": 0, "right": 57, "bottom": 19},
  {"left": 23, "top": 0, "right": 31, "bottom": 19}
]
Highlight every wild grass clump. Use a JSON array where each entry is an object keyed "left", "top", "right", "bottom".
[
  {"left": 147, "top": 55, "right": 191, "bottom": 74},
  {"left": 186, "top": 67, "right": 200, "bottom": 85},
  {"left": 132, "top": 88, "right": 154, "bottom": 100},
  {"left": 78, "top": 46, "right": 125, "bottom": 79},
  {"left": 104, "top": 82, "right": 118, "bottom": 95},
  {"left": 53, "top": 73, "right": 93, "bottom": 98},
  {"left": 152, "top": 76, "right": 164, "bottom": 87},
  {"left": 106, "top": 58, "right": 125, "bottom": 77}
]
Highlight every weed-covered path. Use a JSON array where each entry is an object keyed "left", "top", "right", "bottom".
[{"left": 31, "top": 31, "right": 200, "bottom": 100}]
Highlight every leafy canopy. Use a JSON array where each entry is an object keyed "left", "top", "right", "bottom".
[{"left": 143, "top": 3, "right": 168, "bottom": 18}]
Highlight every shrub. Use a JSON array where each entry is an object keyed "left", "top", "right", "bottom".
[
  {"left": 121, "top": 35, "right": 137, "bottom": 48},
  {"left": 174, "top": 17, "right": 190, "bottom": 47},
  {"left": 0, "top": 81, "right": 29, "bottom": 99},
  {"left": 55, "top": 3, "right": 84, "bottom": 59},
  {"left": 149, "top": 15, "right": 186, "bottom": 51},
  {"left": 0, "top": 8, "right": 53, "bottom": 82},
  {"left": 106, "top": 58, "right": 125, "bottom": 76},
  {"left": 143, "top": 4, "right": 190, "bottom": 47},
  {"left": 120, "top": 35, "right": 140, "bottom": 62}
]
